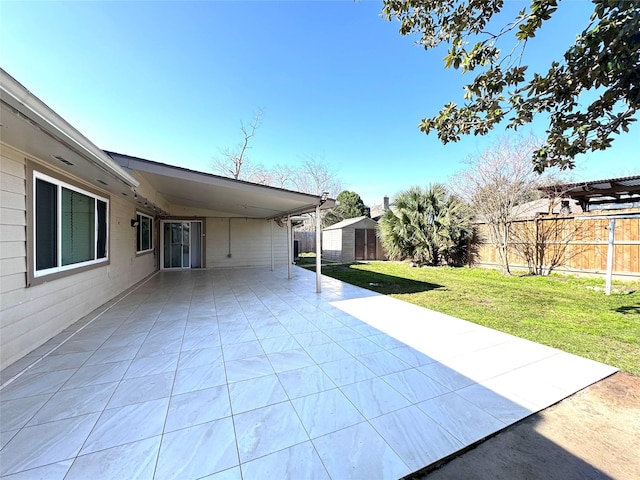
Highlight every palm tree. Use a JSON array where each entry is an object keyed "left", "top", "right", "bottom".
[{"left": 378, "top": 184, "right": 472, "bottom": 266}]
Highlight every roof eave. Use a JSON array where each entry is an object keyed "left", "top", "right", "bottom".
[{"left": 0, "top": 69, "right": 139, "bottom": 189}]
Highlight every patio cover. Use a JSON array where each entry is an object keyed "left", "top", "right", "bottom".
[
  {"left": 1, "top": 68, "right": 336, "bottom": 221},
  {"left": 2, "top": 67, "right": 336, "bottom": 292},
  {"left": 106, "top": 151, "right": 336, "bottom": 219}
]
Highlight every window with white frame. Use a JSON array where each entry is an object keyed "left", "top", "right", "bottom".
[
  {"left": 136, "top": 212, "right": 153, "bottom": 253},
  {"left": 34, "top": 172, "right": 108, "bottom": 277}
]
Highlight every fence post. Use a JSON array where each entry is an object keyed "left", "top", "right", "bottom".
[{"left": 605, "top": 218, "right": 616, "bottom": 295}]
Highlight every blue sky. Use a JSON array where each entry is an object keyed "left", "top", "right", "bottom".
[{"left": 2, "top": 0, "right": 638, "bottom": 206}]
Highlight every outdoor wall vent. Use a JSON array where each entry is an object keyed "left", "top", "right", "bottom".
[
  {"left": 97, "top": 179, "right": 108, "bottom": 186},
  {"left": 53, "top": 155, "right": 74, "bottom": 166}
]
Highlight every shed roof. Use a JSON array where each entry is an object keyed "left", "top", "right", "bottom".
[{"left": 323, "top": 215, "right": 378, "bottom": 231}]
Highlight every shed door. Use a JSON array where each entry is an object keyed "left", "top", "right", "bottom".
[
  {"left": 355, "top": 228, "right": 377, "bottom": 260},
  {"left": 355, "top": 229, "right": 365, "bottom": 260},
  {"left": 366, "top": 229, "right": 377, "bottom": 260}
]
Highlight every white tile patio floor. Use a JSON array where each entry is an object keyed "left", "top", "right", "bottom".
[{"left": 0, "top": 267, "right": 617, "bottom": 480}]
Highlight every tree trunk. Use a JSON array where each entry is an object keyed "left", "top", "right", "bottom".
[
  {"left": 490, "top": 222, "right": 511, "bottom": 275},
  {"left": 500, "top": 223, "right": 511, "bottom": 275}
]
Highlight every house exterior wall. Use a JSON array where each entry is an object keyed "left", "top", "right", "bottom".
[
  {"left": 205, "top": 217, "right": 289, "bottom": 268},
  {"left": 0, "top": 144, "right": 157, "bottom": 368}
]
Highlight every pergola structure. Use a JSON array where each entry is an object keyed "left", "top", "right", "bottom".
[
  {"left": 540, "top": 175, "right": 640, "bottom": 211},
  {"left": 538, "top": 175, "right": 640, "bottom": 295}
]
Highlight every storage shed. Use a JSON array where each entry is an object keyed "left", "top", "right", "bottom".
[{"left": 322, "top": 216, "right": 386, "bottom": 263}]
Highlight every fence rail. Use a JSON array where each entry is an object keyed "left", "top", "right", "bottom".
[
  {"left": 294, "top": 231, "right": 316, "bottom": 253},
  {"left": 472, "top": 213, "right": 640, "bottom": 277}
]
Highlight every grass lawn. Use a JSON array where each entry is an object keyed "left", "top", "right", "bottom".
[
  {"left": 308, "top": 262, "right": 640, "bottom": 376},
  {"left": 295, "top": 252, "right": 336, "bottom": 267}
]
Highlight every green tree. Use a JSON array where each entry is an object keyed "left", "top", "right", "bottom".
[
  {"left": 383, "top": 0, "right": 639, "bottom": 172},
  {"left": 323, "top": 190, "right": 368, "bottom": 227},
  {"left": 378, "top": 184, "right": 472, "bottom": 266}
]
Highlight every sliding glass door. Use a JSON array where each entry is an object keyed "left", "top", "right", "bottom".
[{"left": 162, "top": 221, "right": 202, "bottom": 269}]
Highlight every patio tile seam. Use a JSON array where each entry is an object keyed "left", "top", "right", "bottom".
[
  {"left": 75, "top": 433, "right": 165, "bottom": 464},
  {"left": 237, "top": 438, "right": 333, "bottom": 477},
  {"left": 310, "top": 418, "right": 414, "bottom": 474},
  {"left": 70, "top": 385, "right": 156, "bottom": 459},
  {"left": 1, "top": 411, "right": 103, "bottom": 476},
  {"left": 2, "top": 456, "right": 73, "bottom": 477},
  {"left": 413, "top": 394, "right": 510, "bottom": 447},
  {"left": 55, "top": 279, "right": 185, "bottom": 474},
  {"left": 376, "top": 377, "right": 452, "bottom": 408},
  {"left": 0, "top": 271, "right": 163, "bottom": 392},
  {"left": 442, "top": 349, "right": 564, "bottom": 392}
]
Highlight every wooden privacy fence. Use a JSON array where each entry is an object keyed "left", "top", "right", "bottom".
[
  {"left": 472, "top": 213, "right": 640, "bottom": 278},
  {"left": 294, "top": 231, "right": 316, "bottom": 253}
]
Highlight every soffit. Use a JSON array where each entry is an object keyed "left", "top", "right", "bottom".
[
  {"left": 107, "top": 152, "right": 335, "bottom": 219},
  {"left": 0, "top": 70, "right": 138, "bottom": 198}
]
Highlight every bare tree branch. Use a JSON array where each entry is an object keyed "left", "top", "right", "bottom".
[
  {"left": 213, "top": 108, "right": 263, "bottom": 180},
  {"left": 290, "top": 155, "right": 342, "bottom": 197},
  {"left": 451, "top": 135, "right": 564, "bottom": 274}
]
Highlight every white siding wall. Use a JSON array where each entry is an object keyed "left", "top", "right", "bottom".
[
  {"left": 1, "top": 145, "right": 311, "bottom": 369},
  {"left": 341, "top": 228, "right": 356, "bottom": 263},
  {"left": 322, "top": 230, "right": 343, "bottom": 262},
  {"left": 205, "top": 217, "right": 289, "bottom": 267},
  {"left": 1, "top": 147, "right": 27, "bottom": 298},
  {"left": 0, "top": 145, "right": 157, "bottom": 368}
]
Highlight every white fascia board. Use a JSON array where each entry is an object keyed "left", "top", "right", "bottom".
[
  {"left": 115, "top": 152, "right": 336, "bottom": 207},
  {"left": 0, "top": 69, "right": 139, "bottom": 188}
]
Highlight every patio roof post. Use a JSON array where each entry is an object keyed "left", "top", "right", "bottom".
[
  {"left": 270, "top": 219, "right": 274, "bottom": 271},
  {"left": 605, "top": 218, "right": 616, "bottom": 296},
  {"left": 287, "top": 215, "right": 292, "bottom": 279},
  {"left": 316, "top": 204, "right": 322, "bottom": 293}
]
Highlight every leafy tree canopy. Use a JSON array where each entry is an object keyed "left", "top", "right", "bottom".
[
  {"left": 383, "top": 0, "right": 639, "bottom": 173},
  {"left": 323, "top": 190, "right": 368, "bottom": 227}
]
